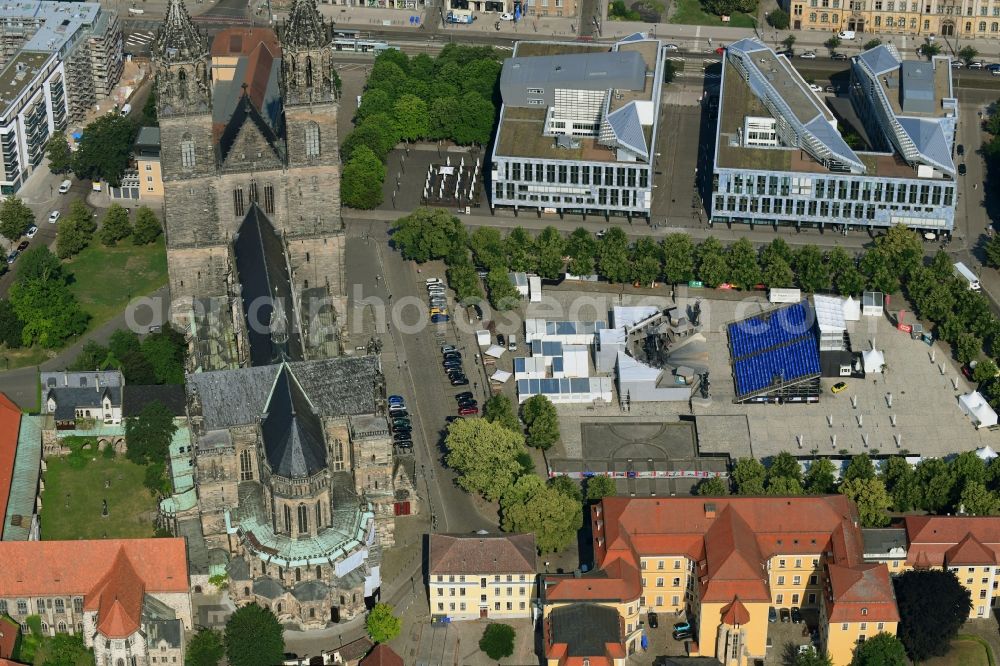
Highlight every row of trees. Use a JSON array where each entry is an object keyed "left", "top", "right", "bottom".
[
  {"left": 342, "top": 46, "right": 501, "bottom": 209},
  {"left": 702, "top": 450, "right": 1000, "bottom": 526},
  {"left": 71, "top": 327, "right": 185, "bottom": 386},
  {"left": 58, "top": 202, "right": 161, "bottom": 260}
]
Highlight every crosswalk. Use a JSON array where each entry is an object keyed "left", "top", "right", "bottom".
[{"left": 125, "top": 30, "right": 154, "bottom": 50}]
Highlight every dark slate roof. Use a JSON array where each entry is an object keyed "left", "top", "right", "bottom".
[
  {"left": 45, "top": 387, "right": 121, "bottom": 421},
  {"left": 218, "top": 95, "right": 284, "bottom": 167},
  {"left": 122, "top": 385, "right": 187, "bottom": 417},
  {"left": 549, "top": 603, "right": 622, "bottom": 658},
  {"left": 253, "top": 577, "right": 285, "bottom": 599},
  {"left": 226, "top": 556, "right": 251, "bottom": 581},
  {"left": 862, "top": 527, "right": 908, "bottom": 557},
  {"left": 233, "top": 204, "right": 302, "bottom": 367},
  {"left": 261, "top": 365, "right": 327, "bottom": 478},
  {"left": 186, "top": 357, "right": 380, "bottom": 429},
  {"left": 291, "top": 579, "right": 330, "bottom": 602}
]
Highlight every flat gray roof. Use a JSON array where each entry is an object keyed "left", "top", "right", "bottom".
[
  {"left": 0, "top": 51, "right": 53, "bottom": 118},
  {"left": 499, "top": 50, "right": 645, "bottom": 107}
]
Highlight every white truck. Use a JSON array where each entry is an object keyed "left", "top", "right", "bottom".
[{"left": 954, "top": 262, "right": 981, "bottom": 291}]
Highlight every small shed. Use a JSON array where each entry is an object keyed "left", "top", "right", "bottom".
[
  {"left": 509, "top": 272, "right": 529, "bottom": 297},
  {"left": 960, "top": 392, "right": 999, "bottom": 430},
  {"left": 528, "top": 275, "right": 542, "bottom": 303},
  {"left": 862, "top": 291, "right": 884, "bottom": 317},
  {"left": 476, "top": 330, "right": 491, "bottom": 347}
]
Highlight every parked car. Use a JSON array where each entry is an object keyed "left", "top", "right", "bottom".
[
  {"left": 393, "top": 431, "right": 412, "bottom": 442},
  {"left": 809, "top": 84, "right": 823, "bottom": 92},
  {"left": 455, "top": 392, "right": 474, "bottom": 401},
  {"left": 472, "top": 303, "right": 484, "bottom": 320},
  {"left": 430, "top": 308, "right": 449, "bottom": 316},
  {"left": 16, "top": 241, "right": 28, "bottom": 252},
  {"left": 441, "top": 345, "right": 457, "bottom": 354},
  {"left": 443, "top": 351, "right": 462, "bottom": 360},
  {"left": 951, "top": 59, "right": 964, "bottom": 68},
  {"left": 832, "top": 52, "right": 848, "bottom": 60},
  {"left": 388, "top": 394, "right": 405, "bottom": 406},
  {"left": 672, "top": 630, "right": 693, "bottom": 641},
  {"left": 824, "top": 85, "right": 836, "bottom": 93},
  {"left": 988, "top": 63, "right": 1000, "bottom": 72},
  {"left": 458, "top": 405, "right": 479, "bottom": 416},
  {"left": 673, "top": 621, "right": 691, "bottom": 633},
  {"left": 780, "top": 608, "right": 791, "bottom": 623},
  {"left": 425, "top": 277, "right": 443, "bottom": 286},
  {"left": 831, "top": 381, "right": 848, "bottom": 394},
  {"left": 799, "top": 51, "right": 817, "bottom": 59},
  {"left": 458, "top": 399, "right": 478, "bottom": 410},
  {"left": 791, "top": 607, "right": 803, "bottom": 624},
  {"left": 838, "top": 29, "right": 856, "bottom": 39},
  {"left": 648, "top": 612, "right": 659, "bottom": 629},
  {"left": 395, "top": 440, "right": 413, "bottom": 451},
  {"left": 388, "top": 409, "right": 408, "bottom": 419},
  {"left": 958, "top": 163, "right": 967, "bottom": 175},
  {"left": 48, "top": 210, "right": 60, "bottom": 223},
  {"left": 450, "top": 375, "right": 469, "bottom": 386},
  {"left": 768, "top": 607, "right": 778, "bottom": 623},
  {"left": 58, "top": 179, "right": 72, "bottom": 194},
  {"left": 497, "top": 333, "right": 506, "bottom": 346},
  {"left": 957, "top": 144, "right": 966, "bottom": 156},
  {"left": 431, "top": 314, "right": 450, "bottom": 324},
  {"left": 6, "top": 252, "right": 17, "bottom": 264},
  {"left": 26, "top": 226, "right": 38, "bottom": 238},
  {"left": 968, "top": 60, "right": 985, "bottom": 69}
]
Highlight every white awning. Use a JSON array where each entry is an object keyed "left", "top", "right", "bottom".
[
  {"left": 862, "top": 349, "right": 885, "bottom": 374},
  {"left": 960, "top": 392, "right": 998, "bottom": 430},
  {"left": 491, "top": 369, "right": 512, "bottom": 383},
  {"left": 485, "top": 345, "right": 506, "bottom": 358},
  {"left": 976, "top": 445, "right": 998, "bottom": 461}
]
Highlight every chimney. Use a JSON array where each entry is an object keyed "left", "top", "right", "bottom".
[{"left": 704, "top": 502, "right": 717, "bottom": 519}]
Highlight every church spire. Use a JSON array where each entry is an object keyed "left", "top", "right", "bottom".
[
  {"left": 154, "top": 0, "right": 207, "bottom": 62},
  {"left": 283, "top": 0, "right": 328, "bottom": 49}
]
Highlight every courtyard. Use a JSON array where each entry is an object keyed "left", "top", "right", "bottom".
[{"left": 40, "top": 447, "right": 158, "bottom": 540}]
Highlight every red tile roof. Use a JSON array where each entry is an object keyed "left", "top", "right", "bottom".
[
  {"left": 359, "top": 644, "right": 403, "bottom": 666},
  {"left": 903, "top": 516, "right": 1000, "bottom": 567},
  {"left": 85, "top": 547, "right": 147, "bottom": 638},
  {"left": 429, "top": 533, "right": 536, "bottom": 576},
  {"left": 0, "top": 659, "right": 20, "bottom": 666},
  {"left": 826, "top": 563, "right": 899, "bottom": 622},
  {"left": 720, "top": 597, "right": 751, "bottom": 626},
  {"left": 0, "top": 615, "right": 19, "bottom": 659},
  {"left": 0, "top": 393, "right": 22, "bottom": 536},
  {"left": 0, "top": 539, "right": 188, "bottom": 598}
]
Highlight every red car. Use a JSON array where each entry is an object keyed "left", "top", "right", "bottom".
[
  {"left": 458, "top": 406, "right": 480, "bottom": 416},
  {"left": 715, "top": 46, "right": 726, "bottom": 55}
]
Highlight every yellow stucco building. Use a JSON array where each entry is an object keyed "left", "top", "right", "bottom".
[
  {"left": 427, "top": 533, "right": 537, "bottom": 621},
  {"left": 863, "top": 515, "right": 1000, "bottom": 620},
  {"left": 541, "top": 497, "right": 899, "bottom": 666},
  {"left": 789, "top": 0, "right": 1000, "bottom": 40}
]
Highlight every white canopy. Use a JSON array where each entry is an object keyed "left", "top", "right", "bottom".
[
  {"left": 491, "top": 369, "right": 512, "bottom": 383},
  {"left": 843, "top": 296, "right": 861, "bottom": 321},
  {"left": 960, "top": 392, "right": 998, "bottom": 430},
  {"left": 862, "top": 349, "right": 885, "bottom": 374},
  {"left": 485, "top": 345, "right": 506, "bottom": 358},
  {"left": 814, "top": 295, "right": 847, "bottom": 333},
  {"left": 976, "top": 445, "right": 998, "bottom": 461}
]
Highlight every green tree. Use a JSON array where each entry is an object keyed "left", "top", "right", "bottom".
[
  {"left": 0, "top": 196, "right": 34, "bottom": 243},
  {"left": 916, "top": 458, "right": 956, "bottom": 513},
  {"left": 123, "top": 400, "right": 177, "bottom": 466},
  {"left": 955, "top": 332, "right": 982, "bottom": 365},
  {"left": 224, "top": 604, "right": 284, "bottom": 666},
  {"left": 768, "top": 452, "right": 803, "bottom": 485},
  {"left": 486, "top": 267, "right": 521, "bottom": 310},
  {"left": 695, "top": 477, "right": 730, "bottom": 496},
  {"left": 34, "top": 632, "right": 93, "bottom": 666},
  {"left": 504, "top": 226, "right": 537, "bottom": 273},
  {"left": 959, "top": 480, "right": 1000, "bottom": 515},
  {"left": 630, "top": 237, "right": 662, "bottom": 286},
  {"left": 862, "top": 38, "right": 884, "bottom": 51},
  {"left": 186, "top": 628, "right": 225, "bottom": 666},
  {"left": 139, "top": 89, "right": 158, "bottom": 127},
  {"left": 8, "top": 277, "right": 88, "bottom": 347},
  {"left": 882, "top": 457, "right": 922, "bottom": 511},
  {"left": 850, "top": 632, "right": 907, "bottom": 666},
  {"left": 56, "top": 217, "right": 89, "bottom": 259},
  {"left": 974, "top": 359, "right": 999, "bottom": 383},
  {"left": 893, "top": 569, "right": 971, "bottom": 660},
  {"left": 72, "top": 113, "right": 137, "bottom": 186},
  {"left": 144, "top": 460, "right": 171, "bottom": 496},
  {"left": 521, "top": 394, "right": 560, "bottom": 450},
  {"left": 452, "top": 92, "right": 496, "bottom": 146},
  {"left": 500, "top": 474, "right": 582, "bottom": 553},
  {"left": 341, "top": 146, "right": 385, "bottom": 210},
  {"left": 731, "top": 457, "right": 767, "bottom": 495},
  {"left": 825, "top": 35, "right": 842, "bottom": 53},
  {"left": 0, "top": 299, "right": 25, "bottom": 349},
  {"left": 782, "top": 34, "right": 797, "bottom": 51},
  {"left": 794, "top": 245, "right": 830, "bottom": 293},
  {"left": 479, "top": 623, "right": 516, "bottom": 660},
  {"left": 586, "top": 475, "right": 617, "bottom": 501},
  {"left": 844, "top": 454, "right": 876, "bottom": 482},
  {"left": 804, "top": 458, "right": 837, "bottom": 494},
  {"left": 99, "top": 203, "right": 132, "bottom": 246},
  {"left": 762, "top": 254, "right": 795, "bottom": 289},
  {"left": 796, "top": 647, "right": 833, "bottom": 666},
  {"left": 696, "top": 237, "right": 729, "bottom": 287},
  {"left": 365, "top": 603, "right": 401, "bottom": 643},
  {"left": 550, "top": 475, "right": 583, "bottom": 502},
  {"left": 392, "top": 208, "right": 463, "bottom": 263},
  {"left": 985, "top": 234, "right": 1000, "bottom": 269},
  {"left": 536, "top": 226, "right": 566, "bottom": 279},
  {"left": 597, "top": 227, "right": 631, "bottom": 283},
  {"left": 141, "top": 329, "right": 187, "bottom": 384},
  {"left": 446, "top": 262, "right": 482, "bottom": 302},
  {"left": 444, "top": 418, "right": 526, "bottom": 501},
  {"left": 16, "top": 246, "right": 62, "bottom": 282},
  {"left": 45, "top": 133, "right": 73, "bottom": 174},
  {"left": 860, "top": 249, "right": 900, "bottom": 295},
  {"left": 662, "top": 59, "right": 677, "bottom": 84},
  {"left": 834, "top": 264, "right": 866, "bottom": 296},
  {"left": 767, "top": 476, "right": 804, "bottom": 495},
  {"left": 483, "top": 393, "right": 521, "bottom": 432},
  {"left": 469, "top": 226, "right": 506, "bottom": 270},
  {"left": 132, "top": 206, "right": 162, "bottom": 245},
  {"left": 958, "top": 45, "right": 979, "bottom": 65},
  {"left": 726, "top": 237, "right": 761, "bottom": 290},
  {"left": 661, "top": 234, "right": 695, "bottom": 283},
  {"left": 767, "top": 8, "right": 790, "bottom": 28},
  {"left": 565, "top": 227, "right": 597, "bottom": 276},
  {"left": 109, "top": 328, "right": 141, "bottom": 365},
  {"left": 874, "top": 225, "right": 924, "bottom": 278},
  {"left": 393, "top": 94, "right": 430, "bottom": 142},
  {"left": 840, "top": 477, "right": 892, "bottom": 527},
  {"left": 341, "top": 114, "right": 399, "bottom": 162},
  {"left": 952, "top": 450, "right": 988, "bottom": 487}
]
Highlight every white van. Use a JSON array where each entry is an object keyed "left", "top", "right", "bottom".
[
  {"left": 58, "top": 179, "right": 72, "bottom": 194},
  {"left": 507, "top": 334, "right": 517, "bottom": 352},
  {"left": 954, "top": 262, "right": 981, "bottom": 291},
  {"left": 120, "top": 103, "right": 132, "bottom": 116}
]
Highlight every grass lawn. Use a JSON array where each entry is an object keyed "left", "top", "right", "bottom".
[
  {"left": 40, "top": 452, "right": 157, "bottom": 540},
  {"left": 65, "top": 237, "right": 167, "bottom": 327},
  {"left": 669, "top": 0, "right": 756, "bottom": 27},
  {"left": 922, "top": 637, "right": 991, "bottom": 666}
]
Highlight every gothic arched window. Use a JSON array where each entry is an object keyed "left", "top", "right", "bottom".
[
  {"left": 283, "top": 505, "right": 292, "bottom": 534},
  {"left": 239, "top": 449, "right": 253, "bottom": 481},
  {"left": 297, "top": 504, "right": 308, "bottom": 534},
  {"left": 177, "top": 69, "right": 187, "bottom": 100},
  {"left": 304, "top": 122, "right": 320, "bottom": 157},
  {"left": 180, "top": 132, "right": 195, "bottom": 169},
  {"left": 305, "top": 55, "right": 313, "bottom": 88}
]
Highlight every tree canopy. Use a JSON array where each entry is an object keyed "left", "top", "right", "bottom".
[
  {"left": 893, "top": 569, "right": 971, "bottom": 660},
  {"left": 124, "top": 400, "right": 177, "bottom": 466},
  {"left": 99, "top": 203, "right": 133, "bottom": 246},
  {"left": 392, "top": 208, "right": 464, "bottom": 263},
  {"left": 365, "top": 602, "right": 401, "bottom": 643},
  {"left": 132, "top": 206, "right": 162, "bottom": 245},
  {"left": 185, "top": 628, "right": 225, "bottom": 666},
  {"left": 0, "top": 196, "right": 34, "bottom": 243},
  {"left": 72, "top": 113, "right": 138, "bottom": 187},
  {"left": 223, "top": 603, "right": 285, "bottom": 666},
  {"left": 483, "top": 393, "right": 521, "bottom": 433},
  {"left": 479, "top": 623, "right": 516, "bottom": 660},
  {"left": 45, "top": 133, "right": 73, "bottom": 174},
  {"left": 500, "top": 474, "right": 582, "bottom": 553},
  {"left": 342, "top": 145, "right": 385, "bottom": 210},
  {"left": 850, "top": 632, "right": 907, "bottom": 666},
  {"left": 520, "top": 394, "right": 560, "bottom": 450},
  {"left": 444, "top": 418, "right": 526, "bottom": 501}
]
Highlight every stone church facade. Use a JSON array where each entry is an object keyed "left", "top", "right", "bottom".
[{"left": 153, "top": 0, "right": 345, "bottom": 371}]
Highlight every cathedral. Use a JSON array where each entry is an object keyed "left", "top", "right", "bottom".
[{"left": 153, "top": 0, "right": 346, "bottom": 371}]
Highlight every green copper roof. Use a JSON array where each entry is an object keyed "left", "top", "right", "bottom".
[{"left": 3, "top": 415, "right": 42, "bottom": 540}]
